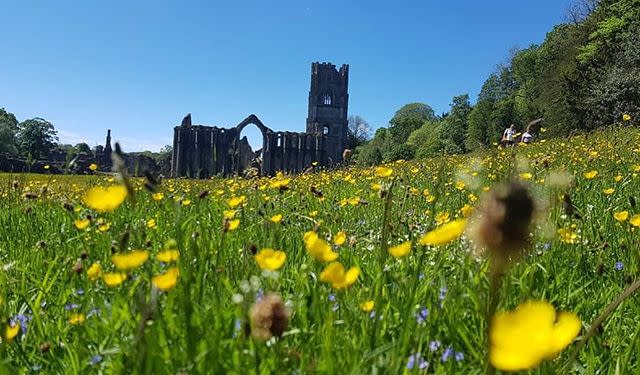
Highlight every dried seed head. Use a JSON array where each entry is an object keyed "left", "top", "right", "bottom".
[
  {"left": 198, "top": 190, "right": 210, "bottom": 199},
  {"left": 63, "top": 202, "right": 75, "bottom": 212},
  {"left": 72, "top": 261, "right": 83, "bottom": 274},
  {"left": 470, "top": 182, "right": 535, "bottom": 261},
  {"left": 249, "top": 293, "right": 290, "bottom": 342}
]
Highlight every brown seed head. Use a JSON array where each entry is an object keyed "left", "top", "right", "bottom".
[{"left": 249, "top": 293, "right": 290, "bottom": 342}]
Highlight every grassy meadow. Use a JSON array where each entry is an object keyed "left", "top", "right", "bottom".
[{"left": 1, "top": 126, "right": 640, "bottom": 374}]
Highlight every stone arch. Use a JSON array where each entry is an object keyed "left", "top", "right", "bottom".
[{"left": 232, "top": 114, "right": 272, "bottom": 175}]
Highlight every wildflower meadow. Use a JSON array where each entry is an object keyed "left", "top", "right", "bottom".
[{"left": 1, "top": 126, "right": 640, "bottom": 374}]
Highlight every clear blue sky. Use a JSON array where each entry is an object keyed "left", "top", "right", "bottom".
[{"left": 0, "top": 0, "right": 570, "bottom": 152}]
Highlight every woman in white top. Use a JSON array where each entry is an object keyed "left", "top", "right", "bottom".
[{"left": 503, "top": 124, "right": 516, "bottom": 146}]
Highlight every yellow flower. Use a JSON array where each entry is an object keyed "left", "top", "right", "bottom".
[
  {"left": 270, "top": 214, "right": 283, "bottom": 224},
  {"left": 309, "top": 210, "right": 318, "bottom": 218},
  {"left": 227, "top": 195, "right": 247, "bottom": 208},
  {"left": 360, "top": 300, "right": 375, "bottom": 312},
  {"left": 4, "top": 323, "right": 20, "bottom": 343},
  {"left": 435, "top": 211, "right": 450, "bottom": 225},
  {"left": 82, "top": 185, "right": 127, "bottom": 212},
  {"left": 226, "top": 219, "right": 240, "bottom": 231},
  {"left": 622, "top": 113, "right": 631, "bottom": 121},
  {"left": 557, "top": 227, "right": 578, "bottom": 244},
  {"left": 630, "top": 214, "right": 640, "bottom": 227},
  {"left": 68, "top": 313, "right": 85, "bottom": 325},
  {"left": 370, "top": 183, "right": 382, "bottom": 191},
  {"left": 375, "top": 166, "right": 393, "bottom": 178},
  {"left": 490, "top": 300, "right": 580, "bottom": 371},
  {"left": 455, "top": 180, "right": 466, "bottom": 190},
  {"left": 103, "top": 272, "right": 127, "bottom": 287},
  {"left": 388, "top": 241, "right": 411, "bottom": 258},
  {"left": 87, "top": 262, "right": 102, "bottom": 281},
  {"left": 583, "top": 170, "right": 598, "bottom": 179},
  {"left": 614, "top": 211, "right": 629, "bottom": 222},
  {"left": 319, "top": 262, "right": 360, "bottom": 289},
  {"left": 602, "top": 188, "right": 615, "bottom": 195},
  {"left": 98, "top": 223, "right": 111, "bottom": 232},
  {"left": 152, "top": 267, "right": 180, "bottom": 291},
  {"left": 519, "top": 172, "right": 533, "bottom": 180},
  {"left": 44, "top": 165, "right": 50, "bottom": 170},
  {"left": 614, "top": 175, "right": 624, "bottom": 182},
  {"left": 181, "top": 199, "right": 191, "bottom": 206},
  {"left": 157, "top": 249, "right": 180, "bottom": 263},
  {"left": 74, "top": 218, "right": 90, "bottom": 230},
  {"left": 255, "top": 248, "right": 286, "bottom": 271},
  {"left": 147, "top": 218, "right": 157, "bottom": 229},
  {"left": 111, "top": 250, "right": 149, "bottom": 270},
  {"left": 460, "top": 204, "right": 474, "bottom": 218},
  {"left": 88, "top": 163, "right": 98, "bottom": 171},
  {"left": 152, "top": 192, "right": 164, "bottom": 201},
  {"left": 333, "top": 231, "right": 347, "bottom": 246},
  {"left": 304, "top": 231, "right": 338, "bottom": 262},
  {"left": 420, "top": 219, "right": 467, "bottom": 246}
]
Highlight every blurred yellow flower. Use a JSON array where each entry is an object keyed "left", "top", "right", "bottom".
[
  {"left": 74, "top": 218, "right": 90, "bottom": 230},
  {"left": 223, "top": 210, "right": 236, "bottom": 219},
  {"left": 304, "top": 231, "right": 338, "bottom": 262},
  {"left": 87, "top": 262, "right": 102, "bottom": 281},
  {"left": 44, "top": 165, "right": 50, "bottom": 170},
  {"left": 333, "top": 231, "right": 347, "bottom": 246},
  {"left": 98, "top": 223, "right": 111, "bottom": 232},
  {"left": 455, "top": 180, "right": 466, "bottom": 190},
  {"left": 602, "top": 188, "right": 615, "bottom": 195},
  {"left": 147, "top": 218, "right": 157, "bottom": 229},
  {"left": 152, "top": 267, "right": 180, "bottom": 291},
  {"left": 490, "top": 300, "right": 580, "bottom": 371},
  {"left": 519, "top": 172, "right": 533, "bottom": 180},
  {"left": 157, "top": 249, "right": 180, "bottom": 263},
  {"left": 227, "top": 195, "right": 247, "bottom": 208},
  {"left": 320, "top": 262, "right": 360, "bottom": 289},
  {"left": 420, "top": 219, "right": 466, "bottom": 246},
  {"left": 255, "top": 248, "right": 286, "bottom": 271},
  {"left": 89, "top": 163, "right": 98, "bottom": 171},
  {"left": 614, "top": 211, "right": 629, "bottom": 222},
  {"left": 82, "top": 185, "right": 127, "bottom": 212},
  {"left": 388, "top": 241, "right": 411, "bottom": 258},
  {"left": 152, "top": 192, "right": 164, "bottom": 201},
  {"left": 460, "top": 204, "right": 474, "bottom": 218},
  {"left": 227, "top": 219, "right": 240, "bottom": 231},
  {"left": 630, "top": 214, "right": 640, "bottom": 227},
  {"left": 622, "top": 113, "right": 631, "bottom": 121},
  {"left": 435, "top": 211, "right": 451, "bottom": 225},
  {"left": 270, "top": 214, "right": 283, "bottom": 224},
  {"left": 370, "top": 183, "right": 382, "bottom": 191},
  {"left": 68, "top": 313, "right": 85, "bottom": 325},
  {"left": 614, "top": 175, "right": 624, "bottom": 182},
  {"left": 181, "top": 199, "right": 191, "bottom": 206},
  {"left": 103, "top": 272, "right": 127, "bottom": 287},
  {"left": 375, "top": 166, "right": 393, "bottom": 178},
  {"left": 360, "top": 300, "right": 375, "bottom": 312},
  {"left": 557, "top": 228, "right": 578, "bottom": 244},
  {"left": 111, "top": 250, "right": 149, "bottom": 270},
  {"left": 583, "top": 170, "right": 598, "bottom": 179},
  {"left": 4, "top": 323, "right": 20, "bottom": 343}
]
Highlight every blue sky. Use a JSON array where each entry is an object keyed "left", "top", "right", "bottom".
[{"left": 0, "top": 0, "right": 570, "bottom": 152}]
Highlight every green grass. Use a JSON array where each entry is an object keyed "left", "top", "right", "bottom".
[{"left": 1, "top": 126, "right": 639, "bottom": 374}]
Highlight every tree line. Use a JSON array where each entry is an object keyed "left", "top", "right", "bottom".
[{"left": 354, "top": 0, "right": 639, "bottom": 165}]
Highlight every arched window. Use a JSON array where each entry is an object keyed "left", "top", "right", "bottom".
[
  {"left": 323, "top": 94, "right": 332, "bottom": 105},
  {"left": 323, "top": 125, "right": 330, "bottom": 135}
]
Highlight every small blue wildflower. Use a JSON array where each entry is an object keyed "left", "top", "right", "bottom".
[
  {"left": 89, "top": 354, "right": 103, "bottom": 366},
  {"left": 543, "top": 243, "right": 551, "bottom": 251},
  {"left": 233, "top": 318, "right": 242, "bottom": 338},
  {"left": 64, "top": 303, "right": 79, "bottom": 311},
  {"left": 256, "top": 289, "right": 264, "bottom": 301},
  {"left": 416, "top": 307, "right": 429, "bottom": 324},
  {"left": 13, "top": 314, "right": 31, "bottom": 334},
  {"left": 418, "top": 273, "right": 425, "bottom": 281},
  {"left": 441, "top": 347, "right": 454, "bottom": 362},
  {"left": 328, "top": 294, "right": 336, "bottom": 302},
  {"left": 369, "top": 310, "right": 376, "bottom": 319},
  {"left": 615, "top": 261, "right": 624, "bottom": 271},
  {"left": 429, "top": 340, "right": 441, "bottom": 352},
  {"left": 438, "top": 287, "right": 447, "bottom": 301},
  {"left": 87, "top": 308, "right": 101, "bottom": 318},
  {"left": 75, "top": 289, "right": 84, "bottom": 296},
  {"left": 455, "top": 351, "right": 464, "bottom": 362},
  {"left": 406, "top": 353, "right": 428, "bottom": 370}
]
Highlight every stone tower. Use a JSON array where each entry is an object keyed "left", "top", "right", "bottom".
[{"left": 306, "top": 62, "right": 349, "bottom": 164}]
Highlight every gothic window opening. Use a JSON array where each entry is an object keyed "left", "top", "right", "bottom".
[
  {"left": 323, "top": 94, "right": 332, "bottom": 105},
  {"left": 323, "top": 125, "right": 330, "bottom": 135}
]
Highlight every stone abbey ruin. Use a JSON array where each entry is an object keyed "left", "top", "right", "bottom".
[{"left": 171, "top": 62, "right": 349, "bottom": 178}]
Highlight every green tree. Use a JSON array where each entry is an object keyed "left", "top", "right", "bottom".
[
  {"left": 16, "top": 118, "right": 59, "bottom": 159},
  {"left": 0, "top": 108, "right": 19, "bottom": 156},
  {"left": 75, "top": 143, "right": 92, "bottom": 154},
  {"left": 387, "top": 103, "right": 437, "bottom": 146},
  {"left": 442, "top": 94, "right": 472, "bottom": 152}
]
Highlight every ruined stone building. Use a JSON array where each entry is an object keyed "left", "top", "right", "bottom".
[{"left": 171, "top": 62, "right": 349, "bottom": 178}]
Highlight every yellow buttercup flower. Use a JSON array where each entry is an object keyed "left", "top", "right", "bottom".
[
  {"left": 435, "top": 211, "right": 450, "bottom": 225},
  {"left": 111, "top": 250, "right": 149, "bottom": 270},
  {"left": 319, "top": 262, "right": 360, "bottom": 289},
  {"left": 360, "top": 300, "right": 375, "bottom": 312},
  {"left": 147, "top": 218, "right": 157, "bottom": 229},
  {"left": 227, "top": 195, "right": 247, "bottom": 208},
  {"left": 304, "top": 231, "right": 338, "bottom": 262},
  {"left": 333, "top": 231, "right": 347, "bottom": 246},
  {"left": 420, "top": 219, "right": 466, "bottom": 246},
  {"left": 519, "top": 172, "right": 533, "bottom": 180},
  {"left": 388, "top": 241, "right": 411, "bottom": 258},
  {"left": 255, "top": 248, "right": 286, "bottom": 271},
  {"left": 157, "top": 249, "right": 180, "bottom": 263},
  {"left": 270, "top": 214, "right": 283, "bottom": 224},
  {"left": 583, "top": 170, "right": 598, "bottom": 179},
  {"left": 87, "top": 262, "right": 102, "bottom": 281},
  {"left": 614, "top": 175, "right": 624, "bottom": 182},
  {"left": 455, "top": 180, "right": 466, "bottom": 190},
  {"left": 98, "top": 223, "right": 111, "bottom": 232},
  {"left": 630, "top": 214, "right": 640, "bottom": 227},
  {"left": 622, "top": 113, "right": 631, "bottom": 122},
  {"left": 4, "top": 323, "right": 20, "bottom": 343},
  {"left": 152, "top": 267, "right": 180, "bottom": 291},
  {"left": 602, "top": 188, "right": 615, "bottom": 195},
  {"left": 460, "top": 204, "right": 474, "bottom": 218},
  {"left": 103, "top": 272, "right": 127, "bottom": 287},
  {"left": 557, "top": 227, "right": 578, "bottom": 244},
  {"left": 490, "top": 300, "right": 580, "bottom": 371},
  {"left": 227, "top": 219, "right": 240, "bottom": 231},
  {"left": 152, "top": 192, "right": 164, "bottom": 201},
  {"left": 88, "top": 163, "right": 98, "bottom": 171},
  {"left": 82, "top": 185, "right": 127, "bottom": 212},
  {"left": 181, "top": 199, "right": 191, "bottom": 206},
  {"left": 375, "top": 166, "right": 393, "bottom": 178},
  {"left": 74, "top": 218, "right": 90, "bottom": 230},
  {"left": 614, "top": 211, "right": 629, "bottom": 222},
  {"left": 68, "top": 313, "right": 85, "bottom": 325}
]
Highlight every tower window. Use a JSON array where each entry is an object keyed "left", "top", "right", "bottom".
[
  {"left": 323, "top": 125, "right": 330, "bottom": 135},
  {"left": 323, "top": 94, "right": 332, "bottom": 105}
]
